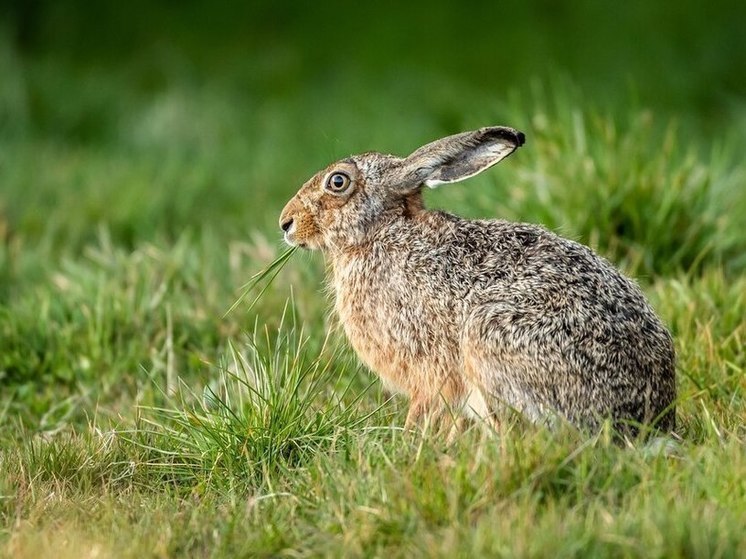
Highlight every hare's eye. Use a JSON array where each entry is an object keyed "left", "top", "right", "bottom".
[{"left": 325, "top": 172, "right": 351, "bottom": 193}]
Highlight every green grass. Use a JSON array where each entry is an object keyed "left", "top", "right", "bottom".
[{"left": 2, "top": 2, "right": 746, "bottom": 557}]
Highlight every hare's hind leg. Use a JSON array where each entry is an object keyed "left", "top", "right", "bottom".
[
  {"left": 462, "top": 384, "right": 500, "bottom": 431},
  {"left": 464, "top": 347, "right": 551, "bottom": 424},
  {"left": 462, "top": 307, "right": 551, "bottom": 425}
]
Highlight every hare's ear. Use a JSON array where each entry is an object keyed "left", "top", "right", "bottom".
[{"left": 402, "top": 126, "right": 525, "bottom": 188}]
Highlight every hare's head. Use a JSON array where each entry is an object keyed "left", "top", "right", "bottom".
[{"left": 279, "top": 126, "right": 525, "bottom": 252}]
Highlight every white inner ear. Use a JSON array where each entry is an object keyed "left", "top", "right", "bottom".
[{"left": 424, "top": 142, "right": 517, "bottom": 188}]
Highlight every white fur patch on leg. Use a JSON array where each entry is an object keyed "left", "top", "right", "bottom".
[{"left": 463, "top": 387, "right": 491, "bottom": 420}]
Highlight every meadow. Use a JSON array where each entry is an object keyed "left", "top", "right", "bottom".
[{"left": 1, "top": 2, "right": 745, "bottom": 557}]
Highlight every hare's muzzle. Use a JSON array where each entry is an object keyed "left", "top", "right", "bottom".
[
  {"left": 279, "top": 213, "right": 296, "bottom": 246},
  {"left": 279, "top": 198, "right": 303, "bottom": 246}
]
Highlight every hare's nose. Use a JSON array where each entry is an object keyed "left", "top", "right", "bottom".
[{"left": 280, "top": 217, "right": 294, "bottom": 233}]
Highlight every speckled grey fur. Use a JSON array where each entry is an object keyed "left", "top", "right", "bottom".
[{"left": 279, "top": 126, "right": 676, "bottom": 434}]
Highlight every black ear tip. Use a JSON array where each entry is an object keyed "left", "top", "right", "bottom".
[{"left": 488, "top": 126, "right": 526, "bottom": 147}]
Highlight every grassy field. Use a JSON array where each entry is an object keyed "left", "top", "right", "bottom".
[{"left": 1, "top": 2, "right": 746, "bottom": 557}]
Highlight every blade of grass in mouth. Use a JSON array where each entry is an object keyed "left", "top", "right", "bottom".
[{"left": 223, "top": 246, "right": 298, "bottom": 318}]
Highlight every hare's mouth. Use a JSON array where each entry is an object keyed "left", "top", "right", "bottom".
[
  {"left": 283, "top": 231, "right": 310, "bottom": 250},
  {"left": 283, "top": 231, "right": 297, "bottom": 246}
]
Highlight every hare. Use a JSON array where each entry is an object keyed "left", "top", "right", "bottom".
[{"left": 279, "top": 126, "right": 676, "bottom": 434}]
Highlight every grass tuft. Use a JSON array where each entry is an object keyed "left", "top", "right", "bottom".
[{"left": 124, "top": 309, "right": 377, "bottom": 492}]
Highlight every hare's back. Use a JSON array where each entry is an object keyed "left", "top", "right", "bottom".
[
  {"left": 458, "top": 218, "right": 649, "bottom": 317},
  {"left": 451, "top": 217, "right": 675, "bottom": 429}
]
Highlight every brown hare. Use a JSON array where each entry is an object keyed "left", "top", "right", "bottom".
[{"left": 279, "top": 127, "right": 676, "bottom": 434}]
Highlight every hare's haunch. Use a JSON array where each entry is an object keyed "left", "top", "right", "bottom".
[{"left": 280, "top": 127, "right": 676, "bottom": 434}]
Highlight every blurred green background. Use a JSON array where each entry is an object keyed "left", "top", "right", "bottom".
[{"left": 2, "top": 0, "right": 745, "bottom": 251}]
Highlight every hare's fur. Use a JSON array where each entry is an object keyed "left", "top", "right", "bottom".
[{"left": 280, "top": 127, "right": 676, "bottom": 433}]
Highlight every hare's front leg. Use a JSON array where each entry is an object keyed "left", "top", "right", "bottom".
[
  {"left": 404, "top": 397, "right": 429, "bottom": 429},
  {"left": 404, "top": 397, "right": 462, "bottom": 435},
  {"left": 404, "top": 392, "right": 446, "bottom": 429},
  {"left": 405, "top": 391, "right": 484, "bottom": 441},
  {"left": 404, "top": 374, "right": 467, "bottom": 432}
]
